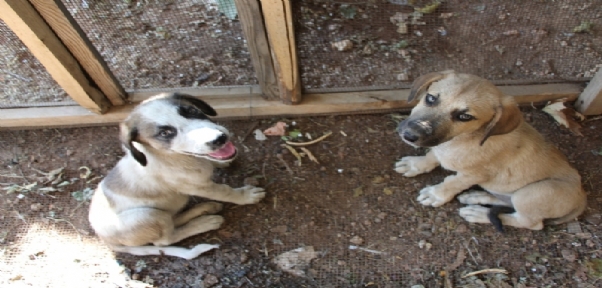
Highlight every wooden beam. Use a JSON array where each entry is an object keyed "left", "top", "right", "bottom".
[
  {"left": 234, "top": 0, "right": 279, "bottom": 101},
  {"left": 0, "top": 0, "right": 110, "bottom": 114},
  {"left": 1, "top": 83, "right": 582, "bottom": 129},
  {"left": 128, "top": 85, "right": 261, "bottom": 102},
  {"left": 259, "top": 0, "right": 301, "bottom": 104},
  {"left": 29, "top": 0, "right": 127, "bottom": 106},
  {"left": 575, "top": 69, "right": 602, "bottom": 115}
]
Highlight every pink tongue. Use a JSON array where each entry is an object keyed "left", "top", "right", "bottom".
[{"left": 208, "top": 141, "right": 236, "bottom": 159}]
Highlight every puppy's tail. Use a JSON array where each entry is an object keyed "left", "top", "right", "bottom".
[
  {"left": 110, "top": 243, "right": 219, "bottom": 260},
  {"left": 487, "top": 205, "right": 516, "bottom": 233}
]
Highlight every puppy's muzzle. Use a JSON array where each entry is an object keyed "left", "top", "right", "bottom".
[
  {"left": 210, "top": 133, "right": 228, "bottom": 148},
  {"left": 397, "top": 119, "right": 433, "bottom": 144}
]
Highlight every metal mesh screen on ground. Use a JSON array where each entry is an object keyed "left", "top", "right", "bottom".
[
  {"left": 0, "top": 20, "right": 72, "bottom": 108},
  {"left": 294, "top": 0, "right": 602, "bottom": 92},
  {"left": 60, "top": 0, "right": 257, "bottom": 91}
]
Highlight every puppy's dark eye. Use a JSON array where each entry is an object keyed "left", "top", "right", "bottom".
[
  {"left": 187, "top": 106, "right": 200, "bottom": 115},
  {"left": 425, "top": 93, "right": 438, "bottom": 106},
  {"left": 157, "top": 126, "right": 177, "bottom": 139},
  {"left": 456, "top": 113, "right": 474, "bottom": 122}
]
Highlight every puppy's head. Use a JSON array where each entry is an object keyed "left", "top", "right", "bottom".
[
  {"left": 120, "top": 93, "right": 237, "bottom": 166},
  {"left": 398, "top": 71, "right": 522, "bottom": 147}
]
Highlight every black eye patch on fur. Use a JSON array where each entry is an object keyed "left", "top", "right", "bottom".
[
  {"left": 178, "top": 105, "right": 210, "bottom": 120},
  {"left": 171, "top": 93, "right": 217, "bottom": 117}
]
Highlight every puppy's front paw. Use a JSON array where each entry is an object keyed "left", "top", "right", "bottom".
[
  {"left": 235, "top": 185, "right": 266, "bottom": 205},
  {"left": 417, "top": 186, "right": 454, "bottom": 207},
  {"left": 394, "top": 156, "right": 437, "bottom": 177},
  {"left": 458, "top": 205, "right": 491, "bottom": 223}
]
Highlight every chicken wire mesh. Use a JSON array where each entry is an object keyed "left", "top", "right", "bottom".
[
  {"left": 60, "top": 0, "right": 257, "bottom": 91},
  {"left": 294, "top": 0, "right": 602, "bottom": 92},
  {"left": 0, "top": 20, "right": 73, "bottom": 108}
]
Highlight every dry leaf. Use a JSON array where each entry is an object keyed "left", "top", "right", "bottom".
[
  {"left": 372, "top": 176, "right": 386, "bottom": 184},
  {"left": 353, "top": 186, "right": 363, "bottom": 197},
  {"left": 79, "top": 166, "right": 92, "bottom": 179},
  {"left": 542, "top": 100, "right": 584, "bottom": 136},
  {"left": 273, "top": 246, "right": 318, "bottom": 277},
  {"left": 446, "top": 247, "right": 467, "bottom": 272},
  {"left": 383, "top": 187, "right": 393, "bottom": 195},
  {"left": 263, "top": 122, "right": 287, "bottom": 136}
]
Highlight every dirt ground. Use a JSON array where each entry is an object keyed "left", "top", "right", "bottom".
[
  {"left": 295, "top": 0, "right": 602, "bottom": 91},
  {"left": 1, "top": 107, "right": 602, "bottom": 287}
]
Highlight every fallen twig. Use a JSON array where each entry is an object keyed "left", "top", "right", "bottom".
[
  {"left": 286, "top": 131, "right": 332, "bottom": 146},
  {"left": 242, "top": 121, "right": 259, "bottom": 141},
  {"left": 462, "top": 268, "right": 508, "bottom": 278},
  {"left": 46, "top": 217, "right": 82, "bottom": 241},
  {"left": 300, "top": 147, "right": 319, "bottom": 164},
  {"left": 349, "top": 245, "right": 386, "bottom": 255},
  {"left": 584, "top": 115, "right": 602, "bottom": 123},
  {"left": 281, "top": 144, "right": 302, "bottom": 166},
  {"left": 276, "top": 154, "right": 294, "bottom": 175}
]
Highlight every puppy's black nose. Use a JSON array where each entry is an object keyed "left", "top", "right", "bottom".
[
  {"left": 402, "top": 131, "right": 419, "bottom": 143},
  {"left": 211, "top": 133, "right": 228, "bottom": 146}
]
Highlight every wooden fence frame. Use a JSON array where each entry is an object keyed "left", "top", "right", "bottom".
[{"left": 0, "top": 0, "right": 601, "bottom": 129}]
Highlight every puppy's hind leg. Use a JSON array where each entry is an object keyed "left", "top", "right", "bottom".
[
  {"left": 154, "top": 215, "right": 224, "bottom": 246},
  {"left": 174, "top": 202, "right": 223, "bottom": 227},
  {"left": 459, "top": 205, "right": 544, "bottom": 231},
  {"left": 395, "top": 149, "right": 440, "bottom": 177},
  {"left": 457, "top": 191, "right": 509, "bottom": 206}
]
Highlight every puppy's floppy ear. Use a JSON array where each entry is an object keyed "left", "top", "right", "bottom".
[
  {"left": 407, "top": 70, "right": 454, "bottom": 103},
  {"left": 172, "top": 93, "right": 217, "bottom": 116},
  {"left": 119, "top": 122, "right": 148, "bottom": 166},
  {"left": 480, "top": 97, "right": 523, "bottom": 146}
]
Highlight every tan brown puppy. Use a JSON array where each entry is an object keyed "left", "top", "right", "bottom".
[
  {"left": 89, "top": 93, "right": 266, "bottom": 259},
  {"left": 395, "top": 71, "right": 586, "bottom": 231}
]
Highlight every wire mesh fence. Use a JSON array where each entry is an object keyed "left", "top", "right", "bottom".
[
  {"left": 0, "top": 20, "right": 72, "bottom": 108},
  {"left": 60, "top": 0, "right": 257, "bottom": 91},
  {"left": 294, "top": 0, "right": 602, "bottom": 92}
]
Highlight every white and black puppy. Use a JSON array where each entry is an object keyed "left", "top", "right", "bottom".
[{"left": 89, "top": 93, "right": 265, "bottom": 259}]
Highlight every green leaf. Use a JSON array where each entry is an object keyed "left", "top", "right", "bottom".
[
  {"left": 573, "top": 21, "right": 593, "bottom": 33},
  {"left": 415, "top": 1, "right": 441, "bottom": 14},
  {"left": 289, "top": 129, "right": 302, "bottom": 138},
  {"left": 339, "top": 5, "right": 357, "bottom": 19},
  {"left": 71, "top": 187, "right": 94, "bottom": 202},
  {"left": 217, "top": 0, "right": 238, "bottom": 20}
]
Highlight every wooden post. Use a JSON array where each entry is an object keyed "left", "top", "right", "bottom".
[
  {"left": 259, "top": 0, "right": 301, "bottom": 104},
  {"left": 29, "top": 0, "right": 127, "bottom": 106},
  {"left": 234, "top": 0, "right": 279, "bottom": 101},
  {"left": 0, "top": 0, "right": 110, "bottom": 114},
  {"left": 575, "top": 69, "right": 602, "bottom": 115}
]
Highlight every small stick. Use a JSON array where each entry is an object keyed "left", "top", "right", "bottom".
[
  {"left": 242, "top": 121, "right": 259, "bottom": 141},
  {"left": 584, "top": 115, "right": 602, "bottom": 123},
  {"left": 462, "top": 268, "right": 508, "bottom": 278},
  {"left": 300, "top": 147, "right": 319, "bottom": 164},
  {"left": 281, "top": 144, "right": 302, "bottom": 166},
  {"left": 286, "top": 132, "right": 332, "bottom": 146},
  {"left": 349, "top": 245, "right": 386, "bottom": 254},
  {"left": 276, "top": 154, "right": 293, "bottom": 175}
]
